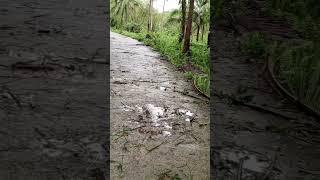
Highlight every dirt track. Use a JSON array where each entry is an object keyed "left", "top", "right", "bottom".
[
  {"left": 110, "top": 32, "right": 209, "bottom": 179},
  {"left": 0, "top": 0, "right": 108, "bottom": 179}
]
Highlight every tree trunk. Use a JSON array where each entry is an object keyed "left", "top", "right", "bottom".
[
  {"left": 163, "top": 0, "right": 165, "bottom": 13},
  {"left": 148, "top": 0, "right": 153, "bottom": 32},
  {"left": 196, "top": 25, "right": 200, "bottom": 41},
  {"left": 183, "top": 0, "right": 195, "bottom": 56},
  {"left": 179, "top": 0, "right": 186, "bottom": 42},
  {"left": 201, "top": 24, "right": 205, "bottom": 41}
]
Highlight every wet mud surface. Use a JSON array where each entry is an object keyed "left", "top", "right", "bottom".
[
  {"left": 211, "top": 30, "right": 320, "bottom": 179},
  {"left": 110, "top": 32, "right": 209, "bottom": 179},
  {"left": 0, "top": 0, "right": 108, "bottom": 179}
]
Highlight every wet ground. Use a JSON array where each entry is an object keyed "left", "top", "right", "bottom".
[
  {"left": 211, "top": 29, "right": 320, "bottom": 179},
  {"left": 0, "top": 0, "right": 108, "bottom": 179},
  {"left": 110, "top": 32, "right": 209, "bottom": 179}
]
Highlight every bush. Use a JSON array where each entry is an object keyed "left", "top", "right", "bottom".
[
  {"left": 269, "top": 40, "right": 320, "bottom": 111},
  {"left": 240, "top": 32, "right": 268, "bottom": 58},
  {"left": 125, "top": 22, "right": 142, "bottom": 33}
]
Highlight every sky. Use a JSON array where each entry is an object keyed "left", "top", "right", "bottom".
[{"left": 153, "top": 0, "right": 179, "bottom": 13}]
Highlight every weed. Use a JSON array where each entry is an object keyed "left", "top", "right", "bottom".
[
  {"left": 269, "top": 40, "right": 320, "bottom": 112},
  {"left": 184, "top": 72, "right": 194, "bottom": 80},
  {"left": 240, "top": 32, "right": 268, "bottom": 59},
  {"left": 194, "top": 74, "right": 210, "bottom": 97}
]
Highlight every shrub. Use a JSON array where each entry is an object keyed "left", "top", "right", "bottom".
[
  {"left": 125, "top": 22, "right": 142, "bottom": 33},
  {"left": 240, "top": 32, "right": 268, "bottom": 58}
]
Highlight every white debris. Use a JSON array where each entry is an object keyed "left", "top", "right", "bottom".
[
  {"left": 186, "top": 111, "right": 194, "bottom": 117},
  {"left": 164, "top": 122, "right": 172, "bottom": 129},
  {"left": 162, "top": 131, "right": 171, "bottom": 136},
  {"left": 143, "top": 104, "right": 164, "bottom": 121}
]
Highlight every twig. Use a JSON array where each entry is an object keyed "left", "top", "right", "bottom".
[{"left": 146, "top": 139, "right": 168, "bottom": 153}]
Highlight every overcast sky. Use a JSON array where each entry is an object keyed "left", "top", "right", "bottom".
[{"left": 153, "top": 0, "right": 179, "bottom": 12}]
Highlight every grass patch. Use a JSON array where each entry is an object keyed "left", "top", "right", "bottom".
[
  {"left": 194, "top": 74, "right": 210, "bottom": 97},
  {"left": 269, "top": 41, "right": 320, "bottom": 112},
  {"left": 240, "top": 32, "right": 268, "bottom": 59},
  {"left": 184, "top": 71, "right": 194, "bottom": 80}
]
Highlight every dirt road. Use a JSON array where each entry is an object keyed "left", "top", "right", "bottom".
[{"left": 110, "top": 32, "right": 209, "bottom": 179}]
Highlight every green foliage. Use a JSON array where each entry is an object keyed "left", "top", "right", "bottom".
[
  {"left": 111, "top": 0, "right": 210, "bottom": 98},
  {"left": 194, "top": 74, "right": 210, "bottom": 97},
  {"left": 191, "top": 42, "right": 209, "bottom": 73},
  {"left": 125, "top": 22, "right": 142, "bottom": 33},
  {"left": 269, "top": 41, "right": 320, "bottom": 111},
  {"left": 240, "top": 32, "right": 268, "bottom": 58},
  {"left": 265, "top": 0, "right": 320, "bottom": 111},
  {"left": 212, "top": 0, "right": 223, "bottom": 20},
  {"left": 184, "top": 71, "right": 194, "bottom": 80},
  {"left": 269, "top": 0, "right": 320, "bottom": 40}
]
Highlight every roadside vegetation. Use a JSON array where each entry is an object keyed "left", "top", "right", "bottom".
[
  {"left": 111, "top": 0, "right": 210, "bottom": 97},
  {"left": 237, "top": 0, "right": 320, "bottom": 113}
]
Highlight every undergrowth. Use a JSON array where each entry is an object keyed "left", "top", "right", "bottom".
[
  {"left": 240, "top": 31, "right": 320, "bottom": 112},
  {"left": 269, "top": 41, "right": 320, "bottom": 112}
]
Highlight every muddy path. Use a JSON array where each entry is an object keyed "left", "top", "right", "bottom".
[
  {"left": 211, "top": 29, "right": 320, "bottom": 179},
  {"left": 110, "top": 32, "right": 209, "bottom": 179},
  {"left": 0, "top": 0, "right": 108, "bottom": 179}
]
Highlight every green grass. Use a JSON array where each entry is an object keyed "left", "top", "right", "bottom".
[
  {"left": 240, "top": 32, "right": 268, "bottom": 59},
  {"left": 112, "top": 28, "right": 210, "bottom": 97},
  {"left": 269, "top": 41, "right": 320, "bottom": 112},
  {"left": 239, "top": 30, "right": 320, "bottom": 113},
  {"left": 194, "top": 74, "right": 210, "bottom": 97}
]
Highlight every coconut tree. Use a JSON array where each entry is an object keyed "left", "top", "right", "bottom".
[
  {"left": 193, "top": 0, "right": 209, "bottom": 41},
  {"left": 179, "top": 0, "right": 187, "bottom": 42},
  {"left": 111, "top": 0, "right": 142, "bottom": 27},
  {"left": 147, "top": 0, "right": 154, "bottom": 32},
  {"left": 163, "top": 0, "right": 168, "bottom": 13},
  {"left": 183, "top": 0, "right": 195, "bottom": 55}
]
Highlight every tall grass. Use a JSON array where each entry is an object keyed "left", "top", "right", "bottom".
[
  {"left": 269, "top": 41, "right": 320, "bottom": 112},
  {"left": 239, "top": 31, "right": 320, "bottom": 112}
]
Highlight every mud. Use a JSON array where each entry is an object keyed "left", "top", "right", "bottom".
[
  {"left": 211, "top": 29, "right": 320, "bottom": 179},
  {"left": 0, "top": 0, "right": 108, "bottom": 179},
  {"left": 110, "top": 32, "right": 209, "bottom": 179}
]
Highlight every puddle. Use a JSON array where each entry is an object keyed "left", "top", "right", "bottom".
[{"left": 220, "top": 150, "right": 269, "bottom": 173}]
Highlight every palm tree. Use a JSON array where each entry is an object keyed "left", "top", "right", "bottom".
[
  {"left": 111, "top": 0, "right": 142, "bottom": 27},
  {"left": 183, "top": 0, "right": 195, "bottom": 55},
  {"left": 179, "top": 0, "right": 187, "bottom": 42},
  {"left": 193, "top": 0, "right": 209, "bottom": 41},
  {"left": 163, "top": 0, "right": 168, "bottom": 13},
  {"left": 147, "top": 0, "right": 154, "bottom": 32}
]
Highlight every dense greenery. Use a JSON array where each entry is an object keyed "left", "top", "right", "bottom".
[
  {"left": 236, "top": 0, "right": 320, "bottom": 112},
  {"left": 269, "top": 0, "right": 320, "bottom": 112},
  {"left": 111, "top": 0, "right": 210, "bottom": 97},
  {"left": 269, "top": 41, "right": 320, "bottom": 111}
]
